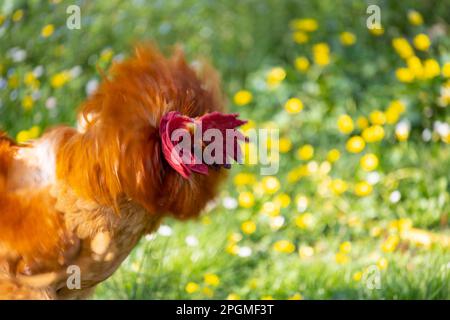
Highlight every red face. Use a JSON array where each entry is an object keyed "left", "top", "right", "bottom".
[{"left": 159, "top": 111, "right": 247, "bottom": 179}]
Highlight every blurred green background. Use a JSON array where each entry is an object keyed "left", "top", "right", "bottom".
[{"left": 0, "top": 0, "right": 449, "bottom": 299}]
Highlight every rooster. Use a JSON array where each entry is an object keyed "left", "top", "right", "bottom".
[{"left": 0, "top": 45, "right": 246, "bottom": 299}]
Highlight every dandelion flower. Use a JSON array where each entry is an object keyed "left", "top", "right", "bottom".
[
  {"left": 266, "top": 67, "right": 286, "bottom": 88},
  {"left": 233, "top": 90, "right": 253, "bottom": 106},
  {"left": 292, "top": 31, "right": 309, "bottom": 44},
  {"left": 290, "top": 18, "right": 318, "bottom": 32},
  {"left": 392, "top": 38, "right": 414, "bottom": 59},
  {"left": 423, "top": 59, "right": 440, "bottom": 79},
  {"left": 413, "top": 33, "right": 431, "bottom": 51},
  {"left": 340, "top": 32, "right": 356, "bottom": 46},
  {"left": 238, "top": 192, "right": 255, "bottom": 208},
  {"left": 408, "top": 10, "right": 423, "bottom": 26},
  {"left": 185, "top": 282, "right": 199, "bottom": 294},
  {"left": 297, "top": 144, "right": 314, "bottom": 160},
  {"left": 261, "top": 176, "right": 281, "bottom": 194},
  {"left": 241, "top": 220, "right": 257, "bottom": 235},
  {"left": 288, "top": 293, "right": 304, "bottom": 300},
  {"left": 360, "top": 153, "right": 379, "bottom": 171},
  {"left": 339, "top": 241, "right": 352, "bottom": 254},
  {"left": 313, "top": 43, "right": 330, "bottom": 66},
  {"left": 346, "top": 136, "right": 365, "bottom": 153},
  {"left": 204, "top": 273, "right": 220, "bottom": 286},
  {"left": 335, "top": 252, "right": 349, "bottom": 265},
  {"left": 330, "top": 179, "right": 348, "bottom": 195},
  {"left": 41, "top": 24, "right": 55, "bottom": 38},
  {"left": 279, "top": 137, "right": 292, "bottom": 153},
  {"left": 352, "top": 271, "right": 363, "bottom": 281},
  {"left": 295, "top": 213, "right": 315, "bottom": 229},
  {"left": 294, "top": 56, "right": 310, "bottom": 72},
  {"left": 12, "top": 9, "right": 24, "bottom": 22},
  {"left": 357, "top": 116, "right": 369, "bottom": 129},
  {"left": 369, "top": 110, "right": 386, "bottom": 125},
  {"left": 327, "top": 149, "right": 341, "bottom": 162},
  {"left": 273, "top": 240, "right": 295, "bottom": 253},
  {"left": 284, "top": 97, "right": 303, "bottom": 114},
  {"left": 396, "top": 68, "right": 414, "bottom": 83},
  {"left": 354, "top": 181, "right": 373, "bottom": 197},
  {"left": 337, "top": 114, "right": 354, "bottom": 134},
  {"left": 227, "top": 293, "right": 241, "bottom": 300},
  {"left": 21, "top": 95, "right": 34, "bottom": 111}
]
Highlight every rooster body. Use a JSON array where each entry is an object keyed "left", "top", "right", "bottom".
[{"left": 0, "top": 45, "right": 244, "bottom": 299}]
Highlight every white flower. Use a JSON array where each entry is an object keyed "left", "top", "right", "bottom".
[
  {"left": 367, "top": 172, "right": 380, "bottom": 185},
  {"left": 396, "top": 120, "right": 411, "bottom": 137},
  {"left": 269, "top": 216, "right": 285, "bottom": 230},
  {"left": 158, "top": 225, "right": 173, "bottom": 237},
  {"left": 389, "top": 190, "right": 401, "bottom": 203},
  {"left": 422, "top": 129, "right": 432, "bottom": 142},
  {"left": 238, "top": 246, "right": 252, "bottom": 257},
  {"left": 222, "top": 196, "right": 238, "bottom": 210},
  {"left": 70, "top": 65, "right": 82, "bottom": 78},
  {"left": 296, "top": 196, "right": 309, "bottom": 212},
  {"left": 185, "top": 235, "right": 199, "bottom": 247},
  {"left": 86, "top": 78, "right": 99, "bottom": 96},
  {"left": 33, "top": 65, "right": 44, "bottom": 77},
  {"left": 8, "top": 47, "right": 27, "bottom": 62},
  {"left": 45, "top": 97, "right": 57, "bottom": 109}
]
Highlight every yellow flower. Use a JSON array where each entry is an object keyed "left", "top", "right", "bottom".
[
  {"left": 233, "top": 90, "right": 253, "bottom": 106},
  {"left": 288, "top": 293, "right": 304, "bottom": 300},
  {"left": 273, "top": 240, "right": 295, "bottom": 253},
  {"left": 295, "top": 213, "right": 314, "bottom": 229},
  {"left": 24, "top": 72, "right": 36, "bottom": 86},
  {"left": 297, "top": 144, "right": 314, "bottom": 160},
  {"left": 185, "top": 282, "right": 199, "bottom": 294},
  {"left": 395, "top": 122, "right": 410, "bottom": 141},
  {"left": 396, "top": 68, "right": 414, "bottom": 83},
  {"left": 292, "top": 31, "right": 309, "bottom": 44},
  {"left": 388, "top": 100, "right": 406, "bottom": 114},
  {"left": 327, "top": 149, "right": 341, "bottom": 163},
  {"left": 16, "top": 130, "right": 31, "bottom": 143},
  {"left": 41, "top": 24, "right": 55, "bottom": 38},
  {"left": 227, "top": 293, "right": 241, "bottom": 300},
  {"left": 377, "top": 257, "right": 389, "bottom": 270},
  {"left": 100, "top": 48, "right": 114, "bottom": 62},
  {"left": 266, "top": 67, "right": 286, "bottom": 88},
  {"left": 21, "top": 95, "right": 34, "bottom": 111},
  {"left": 362, "top": 125, "right": 385, "bottom": 143},
  {"left": 261, "top": 176, "right": 280, "bottom": 194},
  {"left": 354, "top": 181, "right": 373, "bottom": 197},
  {"left": 406, "top": 56, "right": 424, "bottom": 79},
  {"left": 204, "top": 273, "right": 220, "bottom": 286},
  {"left": 346, "top": 136, "right": 365, "bottom": 153},
  {"left": 313, "top": 43, "right": 330, "bottom": 66},
  {"left": 279, "top": 137, "right": 292, "bottom": 153},
  {"left": 330, "top": 179, "right": 348, "bottom": 195},
  {"left": 369, "top": 26, "right": 384, "bottom": 36},
  {"left": 51, "top": 71, "right": 71, "bottom": 88},
  {"left": 337, "top": 114, "right": 354, "bottom": 134},
  {"left": 290, "top": 18, "right": 318, "bottom": 32},
  {"left": 340, "top": 32, "right": 356, "bottom": 46},
  {"left": 29, "top": 126, "right": 41, "bottom": 139},
  {"left": 241, "top": 220, "right": 257, "bottom": 235},
  {"left": 382, "top": 234, "right": 400, "bottom": 252},
  {"left": 12, "top": 9, "right": 24, "bottom": 22},
  {"left": 392, "top": 38, "right": 414, "bottom": 59},
  {"left": 238, "top": 192, "right": 255, "bottom": 208},
  {"left": 369, "top": 110, "right": 386, "bottom": 125},
  {"left": 360, "top": 153, "right": 379, "bottom": 171},
  {"left": 298, "top": 245, "right": 314, "bottom": 259},
  {"left": 423, "top": 59, "right": 440, "bottom": 79},
  {"left": 339, "top": 241, "right": 352, "bottom": 254},
  {"left": 385, "top": 105, "right": 401, "bottom": 124},
  {"left": 274, "top": 193, "right": 291, "bottom": 208},
  {"left": 202, "top": 287, "right": 214, "bottom": 298},
  {"left": 408, "top": 10, "right": 423, "bottom": 26},
  {"left": 335, "top": 252, "right": 349, "bottom": 265},
  {"left": 234, "top": 173, "right": 256, "bottom": 186},
  {"left": 284, "top": 97, "right": 303, "bottom": 114},
  {"left": 354, "top": 117, "right": 367, "bottom": 130},
  {"left": 261, "top": 201, "right": 280, "bottom": 217},
  {"left": 294, "top": 56, "right": 310, "bottom": 72},
  {"left": 442, "top": 62, "right": 450, "bottom": 78},
  {"left": 413, "top": 33, "right": 431, "bottom": 51},
  {"left": 8, "top": 74, "right": 19, "bottom": 88},
  {"left": 0, "top": 15, "right": 5, "bottom": 26},
  {"left": 261, "top": 295, "right": 274, "bottom": 300},
  {"left": 352, "top": 271, "right": 363, "bottom": 281}
]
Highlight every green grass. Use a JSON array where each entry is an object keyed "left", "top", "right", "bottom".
[{"left": 0, "top": 0, "right": 449, "bottom": 299}]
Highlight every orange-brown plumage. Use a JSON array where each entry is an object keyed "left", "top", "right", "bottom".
[{"left": 0, "top": 44, "right": 243, "bottom": 299}]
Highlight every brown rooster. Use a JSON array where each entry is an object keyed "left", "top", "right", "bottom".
[{"left": 0, "top": 45, "right": 246, "bottom": 299}]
